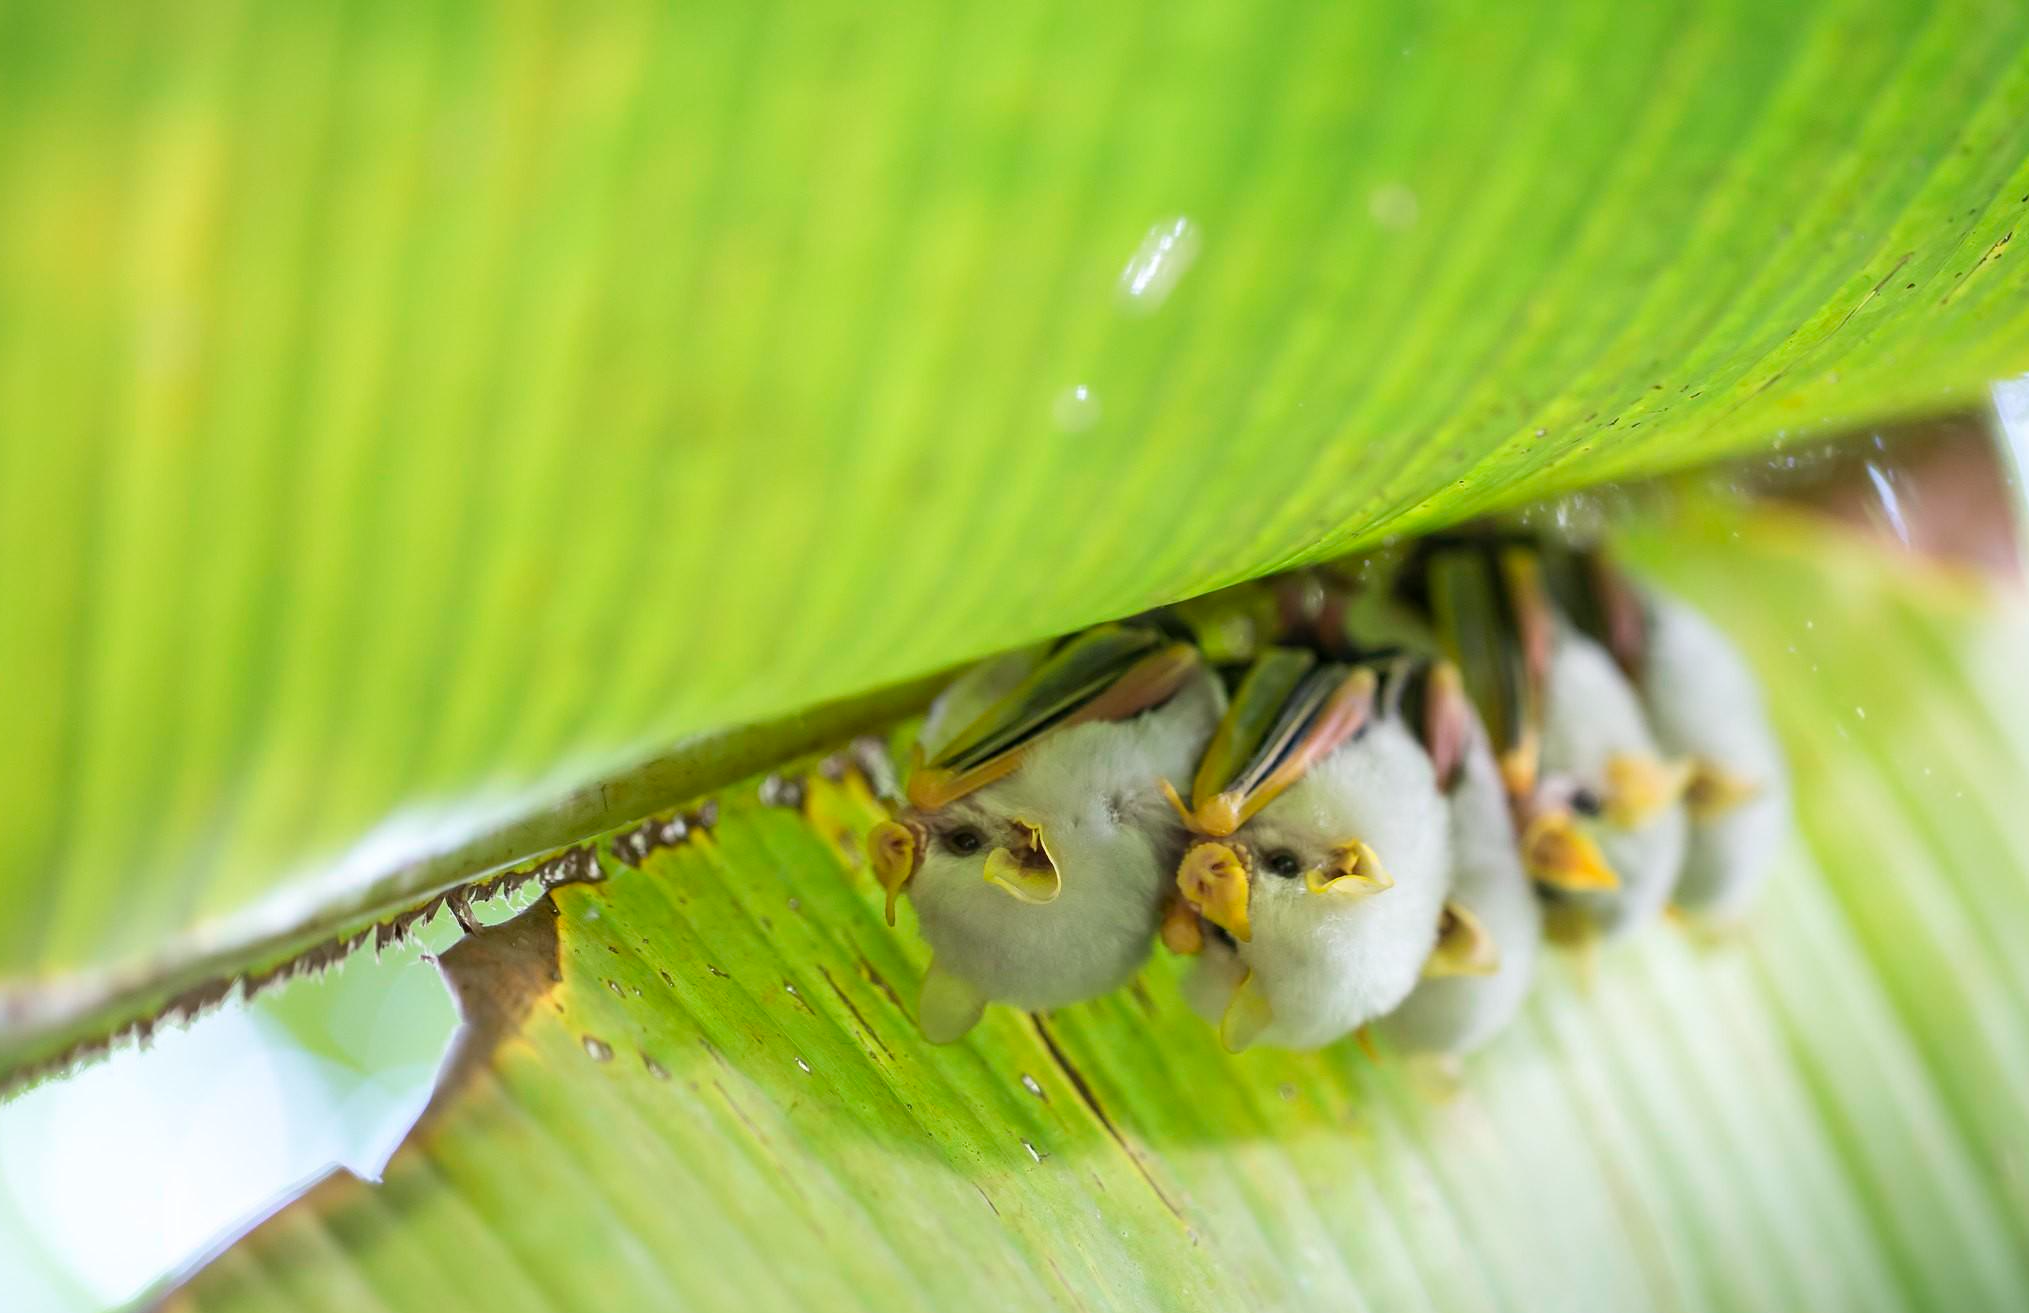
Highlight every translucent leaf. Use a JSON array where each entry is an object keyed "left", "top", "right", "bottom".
[{"left": 163, "top": 507, "right": 2029, "bottom": 1311}]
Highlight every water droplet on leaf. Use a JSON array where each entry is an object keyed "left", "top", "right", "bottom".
[
  {"left": 1053, "top": 384, "right": 1101, "bottom": 432},
  {"left": 1118, "top": 216, "right": 1199, "bottom": 312}
]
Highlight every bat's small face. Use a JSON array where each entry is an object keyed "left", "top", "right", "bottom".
[
  {"left": 874, "top": 665, "right": 1226, "bottom": 1039},
  {"left": 905, "top": 759, "right": 1171, "bottom": 1006},
  {"left": 1176, "top": 721, "right": 1452, "bottom": 1051},
  {"left": 1531, "top": 629, "right": 1689, "bottom": 938},
  {"left": 1176, "top": 808, "right": 1394, "bottom": 949}
]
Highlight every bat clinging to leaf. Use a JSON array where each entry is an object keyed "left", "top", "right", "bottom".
[
  {"left": 869, "top": 624, "right": 1225, "bottom": 1042},
  {"left": 1165, "top": 650, "right": 1453, "bottom": 1052}
]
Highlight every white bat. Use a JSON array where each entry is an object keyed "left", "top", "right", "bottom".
[
  {"left": 868, "top": 625, "right": 1225, "bottom": 1042},
  {"left": 1164, "top": 651, "right": 1453, "bottom": 1052}
]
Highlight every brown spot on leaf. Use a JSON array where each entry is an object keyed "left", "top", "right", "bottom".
[{"left": 425, "top": 900, "right": 566, "bottom": 1126}]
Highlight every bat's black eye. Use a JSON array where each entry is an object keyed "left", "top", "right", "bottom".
[
  {"left": 944, "top": 826, "right": 984, "bottom": 855},
  {"left": 1265, "top": 850, "right": 1304, "bottom": 878},
  {"left": 1570, "top": 788, "right": 1603, "bottom": 818}
]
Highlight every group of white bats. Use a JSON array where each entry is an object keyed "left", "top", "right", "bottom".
[{"left": 866, "top": 532, "right": 1789, "bottom": 1055}]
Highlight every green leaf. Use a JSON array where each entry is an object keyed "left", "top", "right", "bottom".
[
  {"left": 9, "top": 1, "right": 2029, "bottom": 1069},
  {"left": 162, "top": 507, "right": 2029, "bottom": 1311}
]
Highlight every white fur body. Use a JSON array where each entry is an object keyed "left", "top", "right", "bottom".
[
  {"left": 1381, "top": 725, "right": 1542, "bottom": 1054},
  {"left": 1182, "top": 721, "right": 1452, "bottom": 1049},
  {"left": 1541, "top": 627, "right": 1688, "bottom": 936},
  {"left": 908, "top": 667, "right": 1224, "bottom": 1011},
  {"left": 1638, "top": 593, "right": 1789, "bottom": 919}
]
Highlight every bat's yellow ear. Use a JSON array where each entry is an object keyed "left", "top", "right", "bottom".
[
  {"left": 1178, "top": 841, "right": 1252, "bottom": 943},
  {"left": 1521, "top": 811, "right": 1620, "bottom": 891},
  {"left": 1423, "top": 899, "right": 1500, "bottom": 977},
  {"left": 918, "top": 959, "right": 986, "bottom": 1044},
  {"left": 868, "top": 819, "right": 927, "bottom": 925}
]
